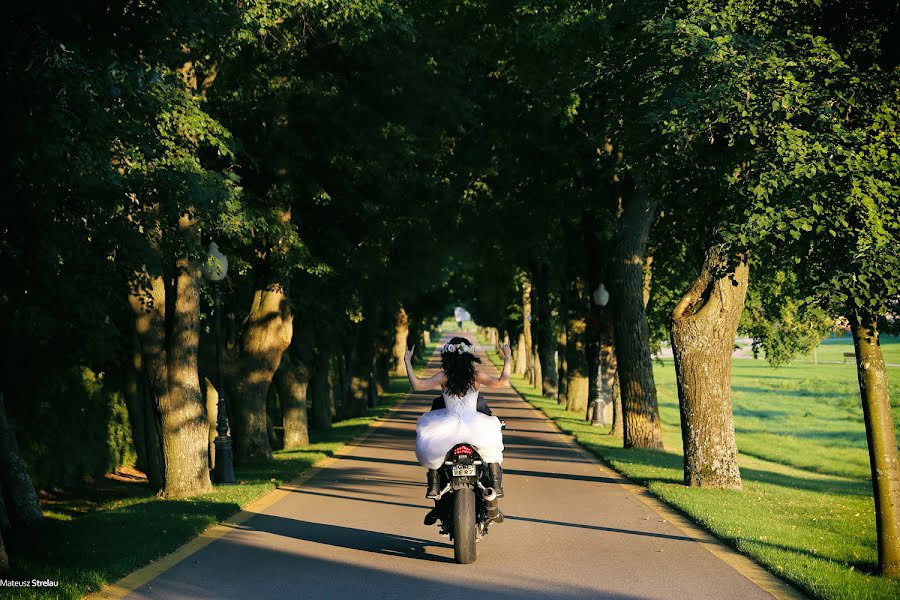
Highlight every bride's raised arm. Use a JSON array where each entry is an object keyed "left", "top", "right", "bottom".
[
  {"left": 404, "top": 346, "right": 447, "bottom": 391},
  {"left": 476, "top": 342, "right": 512, "bottom": 388}
]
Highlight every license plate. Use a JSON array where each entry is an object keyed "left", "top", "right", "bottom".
[{"left": 451, "top": 465, "right": 476, "bottom": 477}]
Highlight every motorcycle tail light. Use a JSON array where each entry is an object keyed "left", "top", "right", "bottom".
[{"left": 453, "top": 445, "right": 474, "bottom": 455}]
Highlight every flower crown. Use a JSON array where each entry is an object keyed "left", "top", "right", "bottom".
[{"left": 442, "top": 341, "right": 475, "bottom": 355}]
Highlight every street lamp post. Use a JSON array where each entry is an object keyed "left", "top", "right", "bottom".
[
  {"left": 591, "top": 284, "right": 610, "bottom": 427},
  {"left": 202, "top": 242, "right": 236, "bottom": 484}
]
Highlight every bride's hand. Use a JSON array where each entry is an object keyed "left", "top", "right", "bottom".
[
  {"left": 499, "top": 342, "right": 511, "bottom": 360},
  {"left": 404, "top": 345, "right": 415, "bottom": 362}
]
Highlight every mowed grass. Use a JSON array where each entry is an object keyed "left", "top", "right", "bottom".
[
  {"left": 8, "top": 361, "right": 434, "bottom": 600},
  {"left": 798, "top": 334, "right": 900, "bottom": 366},
  {"left": 479, "top": 336, "right": 900, "bottom": 600}
]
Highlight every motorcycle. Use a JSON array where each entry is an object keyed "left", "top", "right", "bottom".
[{"left": 427, "top": 442, "right": 503, "bottom": 564}]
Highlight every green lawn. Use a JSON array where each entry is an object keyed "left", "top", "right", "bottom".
[
  {"left": 9, "top": 346, "right": 437, "bottom": 600},
  {"left": 479, "top": 335, "right": 900, "bottom": 600},
  {"left": 793, "top": 334, "right": 900, "bottom": 365}
]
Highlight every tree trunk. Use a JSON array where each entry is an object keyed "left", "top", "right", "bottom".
[
  {"left": 0, "top": 394, "right": 42, "bottom": 527},
  {"left": 128, "top": 213, "right": 212, "bottom": 498},
  {"left": 521, "top": 277, "right": 534, "bottom": 383},
  {"left": 565, "top": 278, "right": 589, "bottom": 414},
  {"left": 141, "top": 376, "right": 165, "bottom": 490},
  {"left": 533, "top": 266, "right": 559, "bottom": 398},
  {"left": 123, "top": 332, "right": 165, "bottom": 489},
  {"left": 311, "top": 350, "right": 333, "bottom": 430},
  {"left": 514, "top": 333, "right": 527, "bottom": 376},
  {"left": 162, "top": 213, "right": 213, "bottom": 496},
  {"left": 605, "top": 325, "right": 623, "bottom": 436},
  {"left": 609, "top": 182, "right": 663, "bottom": 449},
  {"left": 204, "top": 378, "right": 218, "bottom": 469},
  {"left": 850, "top": 313, "right": 900, "bottom": 578},
  {"left": 123, "top": 338, "right": 148, "bottom": 474},
  {"left": 233, "top": 283, "right": 292, "bottom": 462},
  {"left": 557, "top": 319, "right": 568, "bottom": 405},
  {"left": 532, "top": 347, "right": 542, "bottom": 391},
  {"left": 277, "top": 352, "right": 310, "bottom": 449},
  {"left": 392, "top": 307, "right": 409, "bottom": 376},
  {"left": 670, "top": 246, "right": 746, "bottom": 489},
  {"left": 344, "top": 315, "right": 375, "bottom": 419}
]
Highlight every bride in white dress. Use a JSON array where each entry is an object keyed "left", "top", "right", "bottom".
[{"left": 404, "top": 337, "right": 512, "bottom": 499}]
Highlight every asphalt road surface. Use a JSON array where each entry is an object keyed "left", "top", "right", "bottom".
[{"left": 118, "top": 334, "right": 792, "bottom": 600}]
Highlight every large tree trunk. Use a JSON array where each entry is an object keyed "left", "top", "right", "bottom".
[
  {"left": 0, "top": 394, "right": 42, "bottom": 527},
  {"left": 605, "top": 326, "right": 623, "bottom": 436},
  {"left": 670, "top": 246, "right": 746, "bottom": 489},
  {"left": 204, "top": 378, "right": 219, "bottom": 470},
  {"left": 850, "top": 313, "right": 900, "bottom": 579},
  {"left": 123, "top": 343, "right": 148, "bottom": 474},
  {"left": 565, "top": 278, "right": 589, "bottom": 414},
  {"left": 128, "top": 213, "right": 213, "bottom": 498},
  {"left": 233, "top": 283, "right": 292, "bottom": 462},
  {"left": 344, "top": 314, "right": 375, "bottom": 419},
  {"left": 123, "top": 332, "right": 165, "bottom": 490},
  {"left": 392, "top": 307, "right": 409, "bottom": 376},
  {"left": 609, "top": 182, "right": 663, "bottom": 449},
  {"left": 277, "top": 352, "right": 310, "bottom": 449},
  {"left": 163, "top": 213, "right": 213, "bottom": 496},
  {"left": 311, "top": 350, "right": 333, "bottom": 430},
  {"left": 514, "top": 333, "right": 527, "bottom": 376},
  {"left": 521, "top": 276, "right": 534, "bottom": 383},
  {"left": 533, "top": 266, "right": 559, "bottom": 398},
  {"left": 557, "top": 319, "right": 568, "bottom": 405}
]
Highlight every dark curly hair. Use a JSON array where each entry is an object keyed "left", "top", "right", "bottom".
[{"left": 441, "top": 336, "right": 482, "bottom": 397}]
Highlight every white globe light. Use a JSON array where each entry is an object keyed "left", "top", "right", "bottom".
[
  {"left": 202, "top": 242, "right": 229, "bottom": 282},
  {"left": 593, "top": 283, "right": 609, "bottom": 307}
]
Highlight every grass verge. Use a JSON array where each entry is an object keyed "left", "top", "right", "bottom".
[
  {"left": 478, "top": 336, "right": 900, "bottom": 600},
  {"left": 9, "top": 351, "right": 435, "bottom": 600}
]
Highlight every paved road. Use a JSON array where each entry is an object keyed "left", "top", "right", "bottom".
[{"left": 120, "top": 335, "right": 785, "bottom": 600}]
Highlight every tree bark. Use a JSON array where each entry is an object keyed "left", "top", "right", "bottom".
[
  {"left": 565, "top": 278, "right": 589, "bottom": 414},
  {"left": 344, "top": 315, "right": 375, "bottom": 419},
  {"left": 850, "top": 313, "right": 900, "bottom": 578},
  {"left": 311, "top": 350, "right": 333, "bottom": 430},
  {"left": 124, "top": 332, "right": 165, "bottom": 490},
  {"left": 277, "top": 352, "right": 310, "bottom": 449},
  {"left": 204, "top": 378, "right": 218, "bottom": 469},
  {"left": 606, "top": 325, "right": 623, "bottom": 436},
  {"left": 670, "top": 246, "right": 746, "bottom": 489},
  {"left": 392, "top": 307, "right": 409, "bottom": 376},
  {"left": 514, "top": 333, "right": 527, "bottom": 376},
  {"left": 557, "top": 319, "right": 568, "bottom": 405},
  {"left": 233, "top": 283, "right": 292, "bottom": 462},
  {"left": 609, "top": 182, "right": 663, "bottom": 449},
  {"left": 123, "top": 341, "right": 148, "bottom": 475},
  {"left": 128, "top": 213, "right": 213, "bottom": 498},
  {"left": 521, "top": 277, "right": 534, "bottom": 383},
  {"left": 0, "top": 394, "right": 42, "bottom": 527},
  {"left": 533, "top": 266, "right": 559, "bottom": 397}
]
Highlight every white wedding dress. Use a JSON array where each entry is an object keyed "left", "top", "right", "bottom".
[{"left": 415, "top": 386, "right": 504, "bottom": 469}]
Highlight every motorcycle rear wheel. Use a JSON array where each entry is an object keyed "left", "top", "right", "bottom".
[{"left": 453, "top": 487, "right": 477, "bottom": 564}]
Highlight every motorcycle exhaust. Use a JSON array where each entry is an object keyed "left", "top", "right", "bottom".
[{"left": 483, "top": 487, "right": 501, "bottom": 521}]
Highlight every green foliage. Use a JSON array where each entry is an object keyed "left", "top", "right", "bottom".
[{"left": 17, "top": 369, "right": 135, "bottom": 490}]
